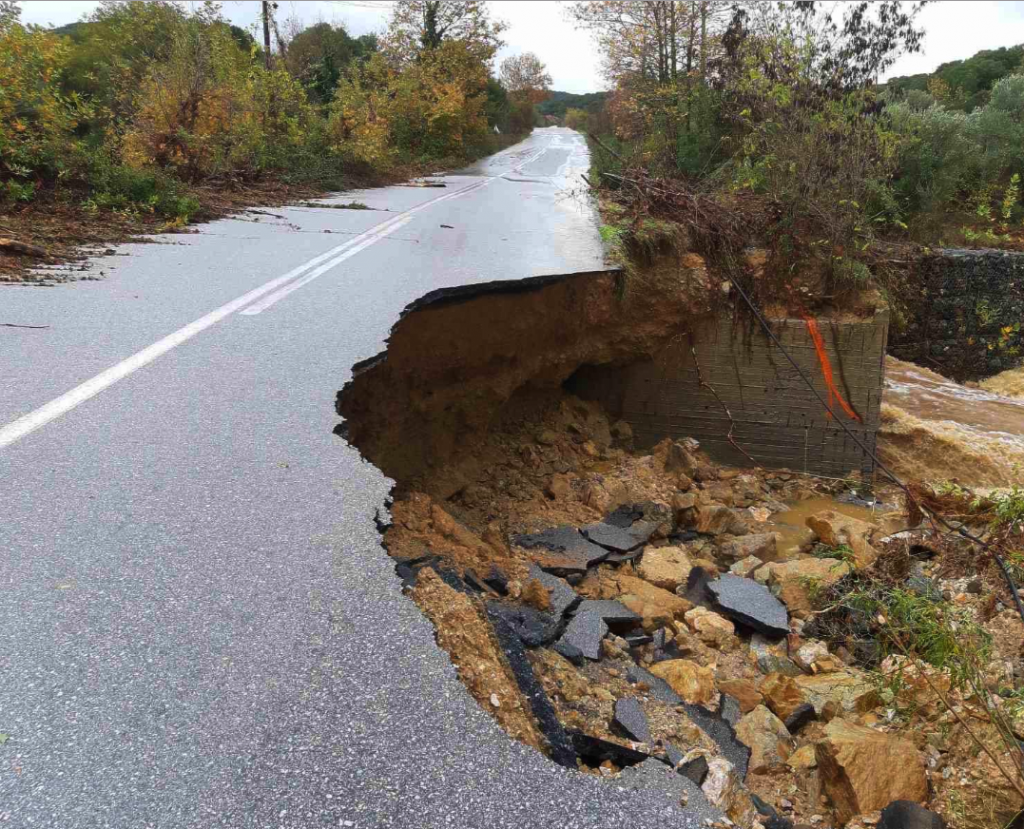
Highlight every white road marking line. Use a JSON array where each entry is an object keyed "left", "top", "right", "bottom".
[
  {"left": 0, "top": 145, "right": 550, "bottom": 449},
  {"left": 240, "top": 216, "right": 414, "bottom": 315}
]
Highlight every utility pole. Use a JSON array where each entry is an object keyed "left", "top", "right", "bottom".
[{"left": 261, "top": 0, "right": 272, "bottom": 69}]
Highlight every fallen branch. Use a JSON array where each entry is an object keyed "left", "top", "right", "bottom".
[
  {"left": 587, "top": 132, "right": 624, "bottom": 161},
  {"left": 0, "top": 238, "right": 48, "bottom": 258}
]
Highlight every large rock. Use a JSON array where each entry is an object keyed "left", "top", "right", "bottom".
[
  {"left": 613, "top": 574, "right": 693, "bottom": 632},
  {"left": 815, "top": 719, "right": 927, "bottom": 823},
  {"left": 718, "top": 533, "right": 778, "bottom": 563},
  {"left": 794, "top": 670, "right": 878, "bottom": 715},
  {"left": 707, "top": 574, "right": 790, "bottom": 637},
  {"left": 878, "top": 801, "right": 946, "bottom": 829},
  {"left": 695, "top": 505, "right": 750, "bottom": 536},
  {"left": 718, "top": 679, "right": 762, "bottom": 714},
  {"left": 684, "top": 606, "right": 736, "bottom": 648},
  {"left": 806, "top": 510, "right": 880, "bottom": 569},
  {"left": 649, "top": 659, "right": 717, "bottom": 705},
  {"left": 734, "top": 705, "right": 792, "bottom": 773},
  {"left": 760, "top": 672, "right": 806, "bottom": 722},
  {"left": 638, "top": 545, "right": 694, "bottom": 591}
]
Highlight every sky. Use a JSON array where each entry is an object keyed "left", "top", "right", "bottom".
[{"left": 14, "top": 1, "right": 1024, "bottom": 93}]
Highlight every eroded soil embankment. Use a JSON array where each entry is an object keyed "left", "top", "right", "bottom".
[
  {"left": 336, "top": 266, "right": 713, "bottom": 502},
  {"left": 336, "top": 273, "right": 1024, "bottom": 829}
]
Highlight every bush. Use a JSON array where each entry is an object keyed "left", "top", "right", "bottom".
[{"left": 0, "top": 12, "right": 90, "bottom": 191}]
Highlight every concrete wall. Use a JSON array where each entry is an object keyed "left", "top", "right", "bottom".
[
  {"left": 889, "top": 249, "right": 1024, "bottom": 380},
  {"left": 569, "top": 312, "right": 889, "bottom": 478}
]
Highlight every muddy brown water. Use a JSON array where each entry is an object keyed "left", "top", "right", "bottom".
[
  {"left": 885, "top": 357, "right": 1024, "bottom": 440},
  {"left": 768, "top": 498, "right": 900, "bottom": 558}
]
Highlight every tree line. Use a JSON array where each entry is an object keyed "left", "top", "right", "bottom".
[{"left": 0, "top": 0, "right": 553, "bottom": 222}]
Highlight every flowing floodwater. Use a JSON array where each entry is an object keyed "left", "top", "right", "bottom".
[{"left": 878, "top": 357, "right": 1024, "bottom": 488}]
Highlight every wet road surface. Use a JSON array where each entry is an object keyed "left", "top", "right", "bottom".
[{"left": 0, "top": 129, "right": 724, "bottom": 827}]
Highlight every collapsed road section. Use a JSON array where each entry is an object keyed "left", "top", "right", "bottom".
[{"left": 334, "top": 265, "right": 1018, "bottom": 828}]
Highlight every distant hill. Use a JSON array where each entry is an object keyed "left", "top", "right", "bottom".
[
  {"left": 537, "top": 90, "right": 608, "bottom": 120},
  {"left": 887, "top": 43, "right": 1024, "bottom": 111}
]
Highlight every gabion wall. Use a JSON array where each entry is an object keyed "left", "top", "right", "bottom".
[{"left": 889, "top": 249, "right": 1024, "bottom": 380}]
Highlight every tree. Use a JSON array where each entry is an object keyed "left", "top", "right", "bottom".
[
  {"left": 499, "top": 52, "right": 552, "bottom": 105},
  {"left": 284, "top": 22, "right": 376, "bottom": 104},
  {"left": 566, "top": 1, "right": 730, "bottom": 86},
  {"left": 384, "top": 0, "right": 507, "bottom": 66}
]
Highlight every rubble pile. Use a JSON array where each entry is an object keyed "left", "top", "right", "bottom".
[{"left": 376, "top": 396, "right": 1024, "bottom": 828}]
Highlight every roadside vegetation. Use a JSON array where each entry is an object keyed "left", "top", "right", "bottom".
[
  {"left": 0, "top": 0, "right": 553, "bottom": 279},
  {"left": 567, "top": 1, "right": 1024, "bottom": 294}
]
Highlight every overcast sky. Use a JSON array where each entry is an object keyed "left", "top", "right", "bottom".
[{"left": 15, "top": 1, "right": 1024, "bottom": 94}]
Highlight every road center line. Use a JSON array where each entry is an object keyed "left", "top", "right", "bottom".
[
  {"left": 240, "top": 217, "right": 414, "bottom": 315},
  {"left": 0, "top": 146, "right": 550, "bottom": 449}
]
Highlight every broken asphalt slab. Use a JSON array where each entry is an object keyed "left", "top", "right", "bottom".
[
  {"left": 528, "top": 564, "right": 580, "bottom": 620},
  {"left": 617, "top": 759, "right": 723, "bottom": 822},
  {"left": 707, "top": 574, "right": 790, "bottom": 638},
  {"left": 574, "top": 599, "right": 642, "bottom": 629},
  {"left": 581, "top": 520, "right": 657, "bottom": 554},
  {"left": 626, "top": 665, "right": 750, "bottom": 779},
  {"left": 613, "top": 697, "right": 652, "bottom": 744},
  {"left": 486, "top": 606, "right": 577, "bottom": 768},
  {"left": 555, "top": 610, "right": 608, "bottom": 661},
  {"left": 513, "top": 525, "right": 611, "bottom": 575}
]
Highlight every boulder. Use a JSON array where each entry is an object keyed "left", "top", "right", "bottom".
[
  {"left": 806, "top": 510, "right": 880, "bottom": 569},
  {"left": 649, "top": 659, "right": 717, "bottom": 705},
  {"left": 684, "top": 606, "right": 736, "bottom": 648},
  {"left": 794, "top": 670, "right": 878, "bottom": 715},
  {"left": 613, "top": 574, "right": 693, "bottom": 632},
  {"left": 787, "top": 744, "right": 817, "bottom": 770},
  {"left": 792, "top": 640, "right": 832, "bottom": 673},
  {"left": 672, "top": 490, "right": 698, "bottom": 517},
  {"left": 815, "top": 719, "right": 927, "bottom": 824},
  {"left": 696, "top": 505, "right": 750, "bottom": 536},
  {"left": 734, "top": 705, "right": 792, "bottom": 773},
  {"left": 708, "top": 574, "right": 790, "bottom": 637},
  {"left": 638, "top": 545, "right": 694, "bottom": 591},
  {"left": 729, "top": 555, "right": 764, "bottom": 578},
  {"left": 545, "top": 473, "right": 573, "bottom": 501},
  {"left": 767, "top": 557, "right": 852, "bottom": 618},
  {"left": 663, "top": 440, "right": 699, "bottom": 477},
  {"left": 878, "top": 801, "right": 946, "bottom": 829},
  {"left": 760, "top": 672, "right": 806, "bottom": 722},
  {"left": 718, "top": 533, "right": 778, "bottom": 563},
  {"left": 718, "top": 679, "right": 763, "bottom": 714}
]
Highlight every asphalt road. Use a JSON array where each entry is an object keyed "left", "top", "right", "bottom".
[{"left": 0, "top": 129, "right": 720, "bottom": 828}]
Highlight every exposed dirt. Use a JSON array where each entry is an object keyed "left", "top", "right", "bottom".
[{"left": 337, "top": 265, "right": 1023, "bottom": 826}]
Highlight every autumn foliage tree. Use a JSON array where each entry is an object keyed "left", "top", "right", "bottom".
[
  {"left": 499, "top": 51, "right": 551, "bottom": 132},
  {"left": 383, "top": 0, "right": 507, "bottom": 67}
]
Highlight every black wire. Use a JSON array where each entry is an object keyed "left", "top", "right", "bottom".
[{"left": 725, "top": 274, "right": 1024, "bottom": 626}]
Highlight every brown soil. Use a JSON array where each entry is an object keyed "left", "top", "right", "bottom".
[{"left": 411, "top": 567, "right": 548, "bottom": 754}]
